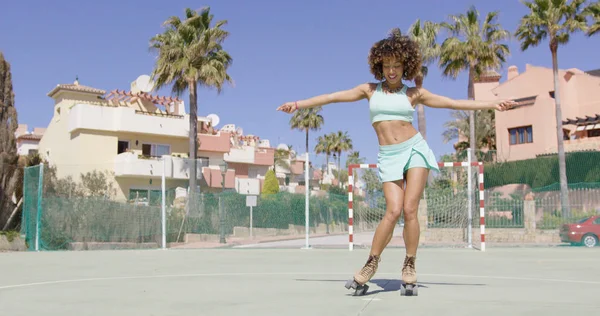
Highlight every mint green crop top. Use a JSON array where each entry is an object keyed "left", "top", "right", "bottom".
[{"left": 369, "top": 82, "right": 414, "bottom": 124}]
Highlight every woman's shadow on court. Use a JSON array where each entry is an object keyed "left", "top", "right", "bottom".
[
  {"left": 361, "top": 278, "right": 487, "bottom": 295},
  {"left": 294, "top": 278, "right": 486, "bottom": 296}
]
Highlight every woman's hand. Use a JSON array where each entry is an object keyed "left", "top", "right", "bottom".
[
  {"left": 495, "top": 99, "right": 517, "bottom": 111},
  {"left": 277, "top": 101, "right": 298, "bottom": 114}
]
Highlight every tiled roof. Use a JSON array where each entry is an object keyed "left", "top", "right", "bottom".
[
  {"left": 47, "top": 80, "right": 106, "bottom": 97},
  {"left": 482, "top": 70, "right": 501, "bottom": 78},
  {"left": 17, "top": 133, "right": 43, "bottom": 141},
  {"left": 474, "top": 69, "right": 501, "bottom": 83},
  {"left": 105, "top": 89, "right": 182, "bottom": 107},
  {"left": 586, "top": 69, "right": 600, "bottom": 77}
]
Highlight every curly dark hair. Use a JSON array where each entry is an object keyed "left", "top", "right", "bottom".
[{"left": 368, "top": 31, "right": 422, "bottom": 82}]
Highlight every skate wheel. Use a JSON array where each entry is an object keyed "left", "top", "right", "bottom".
[
  {"left": 344, "top": 279, "right": 357, "bottom": 290},
  {"left": 354, "top": 284, "right": 369, "bottom": 296},
  {"left": 400, "top": 283, "right": 418, "bottom": 296}
]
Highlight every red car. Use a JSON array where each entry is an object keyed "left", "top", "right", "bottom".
[{"left": 560, "top": 215, "right": 600, "bottom": 247}]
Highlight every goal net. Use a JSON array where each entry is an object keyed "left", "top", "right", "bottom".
[{"left": 348, "top": 161, "right": 485, "bottom": 251}]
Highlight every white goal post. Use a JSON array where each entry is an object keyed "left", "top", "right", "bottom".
[{"left": 347, "top": 160, "right": 486, "bottom": 252}]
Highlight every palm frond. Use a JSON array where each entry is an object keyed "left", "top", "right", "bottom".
[
  {"left": 583, "top": 1, "right": 600, "bottom": 36},
  {"left": 149, "top": 6, "right": 233, "bottom": 95},
  {"left": 439, "top": 6, "right": 510, "bottom": 78},
  {"left": 515, "top": 0, "right": 588, "bottom": 51}
]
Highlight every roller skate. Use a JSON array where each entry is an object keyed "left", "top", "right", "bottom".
[
  {"left": 344, "top": 254, "right": 380, "bottom": 296},
  {"left": 400, "top": 255, "right": 418, "bottom": 296}
]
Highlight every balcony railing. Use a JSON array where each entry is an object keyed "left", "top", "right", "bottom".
[
  {"left": 254, "top": 148, "right": 275, "bottom": 166},
  {"left": 198, "top": 131, "right": 231, "bottom": 153},
  {"left": 564, "top": 136, "right": 600, "bottom": 152},
  {"left": 114, "top": 153, "right": 202, "bottom": 180},
  {"left": 224, "top": 147, "right": 254, "bottom": 164},
  {"left": 69, "top": 104, "right": 188, "bottom": 138},
  {"left": 201, "top": 167, "right": 235, "bottom": 189}
]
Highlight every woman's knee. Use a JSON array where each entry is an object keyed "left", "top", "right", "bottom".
[
  {"left": 403, "top": 200, "right": 420, "bottom": 221},
  {"left": 384, "top": 205, "right": 403, "bottom": 222}
]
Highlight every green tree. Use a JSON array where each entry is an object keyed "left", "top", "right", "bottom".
[
  {"left": 584, "top": 1, "right": 600, "bottom": 36},
  {"left": 442, "top": 107, "right": 497, "bottom": 160},
  {"left": 290, "top": 107, "right": 324, "bottom": 160},
  {"left": 330, "top": 131, "right": 353, "bottom": 187},
  {"left": 406, "top": 20, "right": 441, "bottom": 140},
  {"left": 345, "top": 151, "right": 365, "bottom": 168},
  {"left": 0, "top": 52, "right": 19, "bottom": 231},
  {"left": 262, "top": 169, "right": 279, "bottom": 195},
  {"left": 514, "top": 0, "right": 589, "bottom": 217},
  {"left": 438, "top": 6, "right": 511, "bottom": 161},
  {"left": 150, "top": 7, "right": 233, "bottom": 194},
  {"left": 315, "top": 133, "right": 334, "bottom": 188}
]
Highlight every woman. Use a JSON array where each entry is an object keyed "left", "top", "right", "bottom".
[{"left": 276, "top": 32, "right": 515, "bottom": 293}]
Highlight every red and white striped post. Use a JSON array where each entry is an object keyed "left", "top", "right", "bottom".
[
  {"left": 347, "top": 161, "right": 485, "bottom": 252},
  {"left": 347, "top": 164, "right": 377, "bottom": 251}
]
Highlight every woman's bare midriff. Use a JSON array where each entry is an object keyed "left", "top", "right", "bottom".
[{"left": 372, "top": 120, "right": 418, "bottom": 146}]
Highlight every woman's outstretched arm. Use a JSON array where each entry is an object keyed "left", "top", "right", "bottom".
[
  {"left": 277, "top": 83, "right": 374, "bottom": 113},
  {"left": 415, "top": 87, "right": 517, "bottom": 111}
]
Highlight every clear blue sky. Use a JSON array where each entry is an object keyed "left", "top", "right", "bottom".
[{"left": 1, "top": 0, "right": 597, "bottom": 168}]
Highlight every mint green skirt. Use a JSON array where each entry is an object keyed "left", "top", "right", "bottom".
[{"left": 377, "top": 132, "right": 439, "bottom": 182}]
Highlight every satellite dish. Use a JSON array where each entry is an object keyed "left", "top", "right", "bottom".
[
  {"left": 206, "top": 114, "right": 220, "bottom": 127},
  {"left": 235, "top": 126, "right": 244, "bottom": 135},
  {"left": 277, "top": 144, "right": 289, "bottom": 151},
  {"left": 135, "top": 75, "right": 155, "bottom": 93}
]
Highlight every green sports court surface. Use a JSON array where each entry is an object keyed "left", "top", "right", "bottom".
[{"left": 1, "top": 246, "right": 599, "bottom": 315}]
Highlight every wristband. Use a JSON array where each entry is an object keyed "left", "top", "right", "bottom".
[{"left": 295, "top": 102, "right": 298, "bottom": 110}]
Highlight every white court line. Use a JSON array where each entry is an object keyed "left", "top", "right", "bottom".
[{"left": 1, "top": 272, "right": 599, "bottom": 290}]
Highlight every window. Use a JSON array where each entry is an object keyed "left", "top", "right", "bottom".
[
  {"left": 129, "top": 189, "right": 162, "bottom": 205},
  {"left": 129, "top": 189, "right": 148, "bottom": 201},
  {"left": 117, "top": 140, "right": 129, "bottom": 154},
  {"left": 563, "top": 129, "right": 570, "bottom": 141},
  {"left": 509, "top": 126, "right": 533, "bottom": 145},
  {"left": 588, "top": 129, "right": 600, "bottom": 138},
  {"left": 142, "top": 143, "right": 170, "bottom": 157}
]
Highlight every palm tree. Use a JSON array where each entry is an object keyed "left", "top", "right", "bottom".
[
  {"left": 442, "top": 108, "right": 496, "bottom": 161},
  {"left": 150, "top": 7, "right": 233, "bottom": 194},
  {"left": 345, "top": 151, "right": 365, "bottom": 167},
  {"left": 584, "top": 1, "right": 600, "bottom": 36},
  {"left": 315, "top": 134, "right": 333, "bottom": 171},
  {"left": 514, "top": 0, "right": 588, "bottom": 217},
  {"left": 438, "top": 6, "right": 511, "bottom": 161},
  {"left": 407, "top": 19, "right": 441, "bottom": 140},
  {"left": 330, "top": 131, "right": 353, "bottom": 187},
  {"left": 314, "top": 133, "right": 334, "bottom": 187},
  {"left": 290, "top": 107, "right": 324, "bottom": 162}
]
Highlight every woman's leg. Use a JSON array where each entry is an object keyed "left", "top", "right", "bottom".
[
  {"left": 403, "top": 167, "right": 428, "bottom": 254},
  {"left": 370, "top": 179, "right": 405, "bottom": 256},
  {"left": 401, "top": 167, "right": 429, "bottom": 283},
  {"left": 352, "top": 179, "right": 404, "bottom": 285}
]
